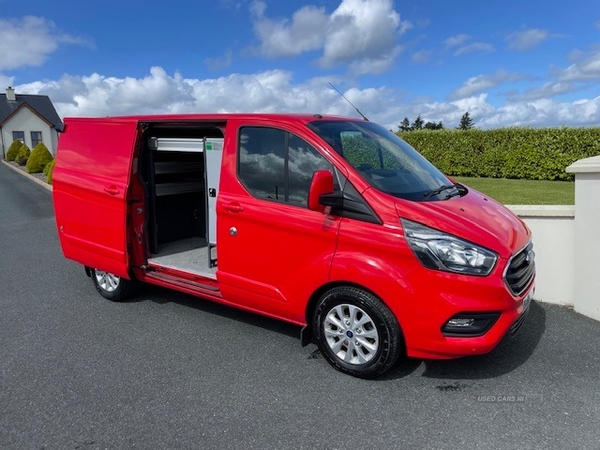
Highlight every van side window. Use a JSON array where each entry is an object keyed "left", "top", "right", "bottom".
[{"left": 239, "top": 127, "right": 334, "bottom": 207}]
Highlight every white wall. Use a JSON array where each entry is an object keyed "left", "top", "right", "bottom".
[
  {"left": 2, "top": 107, "right": 58, "bottom": 155},
  {"left": 507, "top": 206, "right": 575, "bottom": 306}
]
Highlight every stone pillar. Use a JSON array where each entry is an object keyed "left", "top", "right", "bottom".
[{"left": 566, "top": 156, "right": 600, "bottom": 321}]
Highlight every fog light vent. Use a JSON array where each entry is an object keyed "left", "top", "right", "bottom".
[{"left": 442, "top": 313, "right": 500, "bottom": 337}]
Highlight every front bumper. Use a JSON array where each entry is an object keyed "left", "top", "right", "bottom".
[{"left": 401, "top": 275, "right": 535, "bottom": 360}]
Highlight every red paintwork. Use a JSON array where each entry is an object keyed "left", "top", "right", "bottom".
[
  {"left": 308, "top": 170, "right": 334, "bottom": 212},
  {"left": 53, "top": 113, "right": 534, "bottom": 360},
  {"left": 53, "top": 117, "right": 141, "bottom": 278}
]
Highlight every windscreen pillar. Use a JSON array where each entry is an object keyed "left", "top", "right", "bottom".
[{"left": 566, "top": 156, "right": 600, "bottom": 322}]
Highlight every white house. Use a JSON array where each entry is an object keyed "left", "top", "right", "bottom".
[{"left": 0, "top": 87, "right": 63, "bottom": 158}]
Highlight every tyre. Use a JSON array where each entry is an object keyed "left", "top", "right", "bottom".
[
  {"left": 91, "top": 268, "right": 137, "bottom": 302},
  {"left": 313, "top": 286, "right": 403, "bottom": 378}
]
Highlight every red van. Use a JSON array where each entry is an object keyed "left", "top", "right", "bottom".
[{"left": 52, "top": 114, "right": 535, "bottom": 378}]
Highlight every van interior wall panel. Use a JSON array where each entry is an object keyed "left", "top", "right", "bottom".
[
  {"left": 149, "top": 149, "right": 206, "bottom": 253},
  {"left": 155, "top": 193, "right": 205, "bottom": 246}
]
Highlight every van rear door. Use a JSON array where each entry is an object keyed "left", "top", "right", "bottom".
[{"left": 53, "top": 117, "right": 140, "bottom": 278}]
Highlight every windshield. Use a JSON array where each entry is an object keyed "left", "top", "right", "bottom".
[{"left": 308, "top": 120, "right": 459, "bottom": 202}]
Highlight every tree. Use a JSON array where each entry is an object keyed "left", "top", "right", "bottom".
[
  {"left": 457, "top": 112, "right": 475, "bottom": 130},
  {"left": 412, "top": 115, "right": 424, "bottom": 130},
  {"left": 398, "top": 117, "right": 411, "bottom": 132},
  {"left": 425, "top": 121, "right": 444, "bottom": 130}
]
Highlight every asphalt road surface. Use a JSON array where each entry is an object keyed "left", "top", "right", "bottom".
[{"left": 1, "top": 162, "right": 599, "bottom": 450}]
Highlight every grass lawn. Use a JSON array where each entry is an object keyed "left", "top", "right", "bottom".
[{"left": 453, "top": 177, "right": 574, "bottom": 205}]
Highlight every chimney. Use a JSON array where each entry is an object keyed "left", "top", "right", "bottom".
[{"left": 6, "top": 86, "right": 16, "bottom": 101}]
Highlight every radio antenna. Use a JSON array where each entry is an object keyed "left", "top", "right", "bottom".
[{"left": 328, "top": 82, "right": 369, "bottom": 121}]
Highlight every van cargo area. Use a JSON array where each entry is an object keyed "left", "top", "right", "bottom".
[{"left": 140, "top": 124, "right": 224, "bottom": 278}]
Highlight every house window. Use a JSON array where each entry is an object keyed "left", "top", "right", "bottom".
[
  {"left": 31, "top": 131, "right": 43, "bottom": 148},
  {"left": 12, "top": 131, "right": 24, "bottom": 144},
  {"left": 238, "top": 126, "right": 334, "bottom": 207}
]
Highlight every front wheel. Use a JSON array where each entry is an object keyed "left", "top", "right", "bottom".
[
  {"left": 91, "top": 268, "right": 137, "bottom": 302},
  {"left": 313, "top": 286, "right": 403, "bottom": 378}
]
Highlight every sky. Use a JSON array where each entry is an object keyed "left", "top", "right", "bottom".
[{"left": 1, "top": 0, "right": 599, "bottom": 130}]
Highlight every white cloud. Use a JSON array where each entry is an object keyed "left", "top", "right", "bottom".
[
  {"left": 507, "top": 28, "right": 551, "bottom": 51},
  {"left": 16, "top": 68, "right": 367, "bottom": 118},
  {"left": 451, "top": 76, "right": 496, "bottom": 99},
  {"left": 450, "top": 71, "right": 525, "bottom": 99},
  {"left": 559, "top": 47, "right": 600, "bottom": 81},
  {"left": 515, "top": 81, "right": 578, "bottom": 101},
  {"left": 442, "top": 34, "right": 494, "bottom": 56},
  {"left": 479, "top": 96, "right": 600, "bottom": 128},
  {"left": 399, "top": 20, "right": 414, "bottom": 35},
  {"left": 249, "top": 0, "right": 405, "bottom": 74},
  {"left": 444, "top": 34, "right": 470, "bottom": 48},
  {"left": 13, "top": 66, "right": 600, "bottom": 131},
  {"left": 0, "top": 74, "right": 15, "bottom": 89},
  {"left": 320, "top": 0, "right": 402, "bottom": 68},
  {"left": 250, "top": 1, "right": 328, "bottom": 57},
  {"left": 407, "top": 93, "right": 600, "bottom": 129},
  {"left": 0, "top": 16, "right": 89, "bottom": 70},
  {"left": 382, "top": 94, "right": 497, "bottom": 129},
  {"left": 454, "top": 42, "right": 494, "bottom": 56},
  {"left": 20, "top": 67, "right": 193, "bottom": 116},
  {"left": 451, "top": 94, "right": 496, "bottom": 120},
  {"left": 411, "top": 50, "right": 432, "bottom": 63},
  {"left": 345, "top": 46, "right": 402, "bottom": 75}
]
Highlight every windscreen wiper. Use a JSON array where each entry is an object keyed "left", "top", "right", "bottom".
[
  {"left": 444, "top": 190, "right": 462, "bottom": 200},
  {"left": 423, "top": 184, "right": 457, "bottom": 199},
  {"left": 445, "top": 183, "right": 468, "bottom": 199}
]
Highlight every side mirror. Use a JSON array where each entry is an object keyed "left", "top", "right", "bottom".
[{"left": 308, "top": 170, "right": 334, "bottom": 212}]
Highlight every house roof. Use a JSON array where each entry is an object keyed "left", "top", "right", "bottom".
[{"left": 0, "top": 93, "right": 64, "bottom": 131}]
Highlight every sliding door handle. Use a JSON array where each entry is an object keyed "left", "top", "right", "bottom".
[
  {"left": 226, "top": 202, "right": 244, "bottom": 213},
  {"left": 104, "top": 185, "right": 120, "bottom": 195}
]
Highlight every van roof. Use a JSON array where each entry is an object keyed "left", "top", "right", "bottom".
[{"left": 62, "top": 113, "right": 364, "bottom": 124}]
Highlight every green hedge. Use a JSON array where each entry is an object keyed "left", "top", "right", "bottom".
[{"left": 397, "top": 127, "right": 600, "bottom": 181}]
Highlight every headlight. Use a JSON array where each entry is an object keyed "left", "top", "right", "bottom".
[{"left": 401, "top": 219, "right": 497, "bottom": 276}]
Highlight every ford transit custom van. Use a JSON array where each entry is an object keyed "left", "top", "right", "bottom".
[{"left": 53, "top": 114, "right": 535, "bottom": 378}]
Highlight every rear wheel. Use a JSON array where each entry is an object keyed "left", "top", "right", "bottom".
[
  {"left": 91, "top": 268, "right": 137, "bottom": 302},
  {"left": 313, "top": 286, "right": 403, "bottom": 378}
]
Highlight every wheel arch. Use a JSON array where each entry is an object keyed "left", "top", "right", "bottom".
[
  {"left": 85, "top": 264, "right": 137, "bottom": 281},
  {"left": 302, "top": 280, "right": 406, "bottom": 349}
]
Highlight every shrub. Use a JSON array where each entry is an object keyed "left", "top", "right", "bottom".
[
  {"left": 26, "top": 143, "right": 54, "bottom": 173},
  {"left": 6, "top": 140, "right": 22, "bottom": 161},
  {"left": 44, "top": 158, "right": 56, "bottom": 184},
  {"left": 15, "top": 144, "right": 31, "bottom": 166}
]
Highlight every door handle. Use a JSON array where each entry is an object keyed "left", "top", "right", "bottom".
[
  {"left": 226, "top": 202, "right": 244, "bottom": 213},
  {"left": 104, "top": 185, "right": 120, "bottom": 195}
]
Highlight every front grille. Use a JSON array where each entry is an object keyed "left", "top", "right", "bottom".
[{"left": 505, "top": 242, "right": 535, "bottom": 296}]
